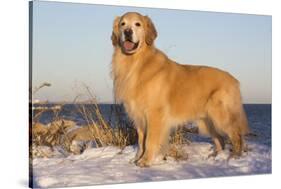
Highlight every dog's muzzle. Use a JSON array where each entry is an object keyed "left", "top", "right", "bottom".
[{"left": 121, "top": 28, "right": 139, "bottom": 53}]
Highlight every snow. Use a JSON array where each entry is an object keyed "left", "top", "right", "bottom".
[{"left": 32, "top": 141, "right": 271, "bottom": 188}]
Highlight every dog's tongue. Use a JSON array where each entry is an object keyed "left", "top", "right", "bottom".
[{"left": 123, "top": 41, "right": 135, "bottom": 51}]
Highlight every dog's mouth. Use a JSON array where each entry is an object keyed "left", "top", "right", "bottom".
[{"left": 121, "top": 40, "right": 139, "bottom": 54}]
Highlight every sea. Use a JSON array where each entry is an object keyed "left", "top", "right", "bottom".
[{"left": 32, "top": 104, "right": 272, "bottom": 147}]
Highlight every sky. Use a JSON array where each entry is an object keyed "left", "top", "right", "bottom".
[{"left": 32, "top": 1, "right": 272, "bottom": 103}]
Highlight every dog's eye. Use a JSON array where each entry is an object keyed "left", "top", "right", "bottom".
[
  {"left": 121, "top": 22, "right": 125, "bottom": 26},
  {"left": 135, "top": 22, "right": 141, "bottom": 27}
]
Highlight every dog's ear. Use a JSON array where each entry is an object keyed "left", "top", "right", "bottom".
[
  {"left": 144, "top": 16, "right": 157, "bottom": 46},
  {"left": 111, "top": 16, "right": 120, "bottom": 46}
]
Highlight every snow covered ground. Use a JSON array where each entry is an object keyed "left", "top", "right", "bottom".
[
  {"left": 31, "top": 104, "right": 271, "bottom": 188},
  {"left": 32, "top": 141, "right": 271, "bottom": 188}
]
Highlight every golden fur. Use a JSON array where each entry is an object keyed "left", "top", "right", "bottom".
[{"left": 111, "top": 12, "right": 249, "bottom": 167}]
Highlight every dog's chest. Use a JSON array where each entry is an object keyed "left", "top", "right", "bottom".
[
  {"left": 113, "top": 59, "right": 141, "bottom": 101},
  {"left": 114, "top": 74, "right": 144, "bottom": 121},
  {"left": 114, "top": 72, "right": 139, "bottom": 103}
]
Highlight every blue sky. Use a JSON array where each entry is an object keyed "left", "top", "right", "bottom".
[{"left": 32, "top": 1, "right": 272, "bottom": 103}]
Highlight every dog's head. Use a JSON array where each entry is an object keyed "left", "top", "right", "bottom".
[{"left": 111, "top": 12, "right": 157, "bottom": 55}]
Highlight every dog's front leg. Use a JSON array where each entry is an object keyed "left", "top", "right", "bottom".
[
  {"left": 136, "top": 116, "right": 168, "bottom": 167},
  {"left": 131, "top": 125, "right": 145, "bottom": 163},
  {"left": 129, "top": 119, "right": 146, "bottom": 163}
]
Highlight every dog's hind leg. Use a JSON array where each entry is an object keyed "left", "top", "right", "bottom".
[
  {"left": 197, "top": 119, "right": 225, "bottom": 157},
  {"left": 228, "top": 130, "right": 243, "bottom": 158},
  {"left": 206, "top": 89, "right": 246, "bottom": 159},
  {"left": 209, "top": 134, "right": 225, "bottom": 158}
]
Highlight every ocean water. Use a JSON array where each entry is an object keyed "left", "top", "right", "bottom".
[
  {"left": 244, "top": 104, "right": 271, "bottom": 146},
  {"left": 32, "top": 104, "right": 271, "bottom": 146},
  {"left": 32, "top": 104, "right": 127, "bottom": 126}
]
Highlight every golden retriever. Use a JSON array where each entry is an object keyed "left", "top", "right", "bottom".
[{"left": 111, "top": 12, "right": 249, "bottom": 167}]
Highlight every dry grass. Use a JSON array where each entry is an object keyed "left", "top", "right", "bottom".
[{"left": 74, "top": 103, "right": 137, "bottom": 149}]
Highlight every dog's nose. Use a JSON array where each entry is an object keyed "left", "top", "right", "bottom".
[{"left": 124, "top": 28, "right": 133, "bottom": 36}]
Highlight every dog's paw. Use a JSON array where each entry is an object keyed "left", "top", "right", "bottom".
[
  {"left": 129, "top": 157, "right": 138, "bottom": 164},
  {"left": 135, "top": 158, "right": 151, "bottom": 168},
  {"left": 227, "top": 153, "right": 241, "bottom": 162},
  {"left": 207, "top": 151, "right": 218, "bottom": 159}
]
